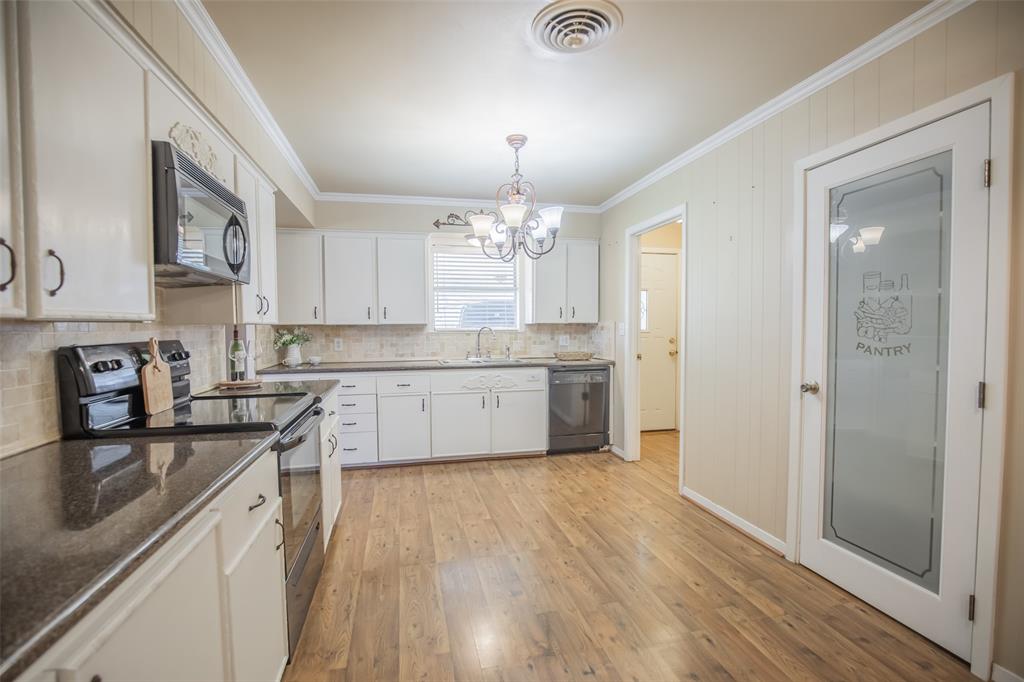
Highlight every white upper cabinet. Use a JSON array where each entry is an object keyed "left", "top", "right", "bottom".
[
  {"left": 0, "top": 3, "right": 25, "bottom": 318},
  {"left": 323, "top": 234, "right": 376, "bottom": 324},
  {"left": 377, "top": 236, "right": 427, "bottom": 324},
  {"left": 19, "top": 1, "right": 153, "bottom": 320},
  {"left": 566, "top": 239, "right": 599, "bottom": 323},
  {"left": 256, "top": 180, "right": 278, "bottom": 323},
  {"left": 530, "top": 240, "right": 568, "bottom": 323},
  {"left": 527, "top": 239, "right": 599, "bottom": 324},
  {"left": 277, "top": 231, "right": 323, "bottom": 324}
]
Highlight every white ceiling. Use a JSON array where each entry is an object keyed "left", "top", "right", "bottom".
[{"left": 204, "top": 1, "right": 924, "bottom": 207}]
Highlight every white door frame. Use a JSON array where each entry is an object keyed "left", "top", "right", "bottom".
[
  {"left": 622, "top": 205, "right": 686, "bottom": 483},
  {"left": 786, "top": 74, "right": 1014, "bottom": 680},
  {"left": 639, "top": 246, "right": 682, "bottom": 432}
]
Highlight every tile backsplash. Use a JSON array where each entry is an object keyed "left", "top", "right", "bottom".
[
  {"left": 0, "top": 318, "right": 227, "bottom": 458},
  {"left": 256, "top": 323, "right": 614, "bottom": 368}
]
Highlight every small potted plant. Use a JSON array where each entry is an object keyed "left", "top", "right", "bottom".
[{"left": 274, "top": 327, "right": 313, "bottom": 367}]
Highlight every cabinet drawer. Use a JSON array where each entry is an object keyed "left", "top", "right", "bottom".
[
  {"left": 338, "top": 413, "right": 377, "bottom": 434},
  {"left": 338, "top": 431, "right": 378, "bottom": 465},
  {"left": 213, "top": 450, "right": 279, "bottom": 565},
  {"left": 337, "top": 394, "right": 377, "bottom": 414},
  {"left": 334, "top": 375, "right": 376, "bottom": 394},
  {"left": 377, "top": 374, "right": 430, "bottom": 395}
]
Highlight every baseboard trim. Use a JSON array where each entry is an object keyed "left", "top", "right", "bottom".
[
  {"left": 993, "top": 664, "right": 1024, "bottom": 682},
  {"left": 682, "top": 487, "right": 787, "bottom": 555},
  {"left": 610, "top": 445, "right": 629, "bottom": 461}
]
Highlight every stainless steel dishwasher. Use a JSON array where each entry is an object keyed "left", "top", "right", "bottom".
[{"left": 548, "top": 366, "right": 610, "bottom": 453}]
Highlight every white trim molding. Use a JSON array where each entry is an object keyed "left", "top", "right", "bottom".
[
  {"left": 682, "top": 487, "right": 786, "bottom": 554},
  {"left": 787, "top": 74, "right": 1014, "bottom": 681},
  {"left": 992, "top": 665, "right": 1024, "bottom": 682},
  {"left": 597, "top": 0, "right": 974, "bottom": 212},
  {"left": 317, "top": 191, "right": 602, "bottom": 214}
]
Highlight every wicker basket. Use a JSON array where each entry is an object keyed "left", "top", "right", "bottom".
[{"left": 554, "top": 351, "right": 594, "bottom": 361}]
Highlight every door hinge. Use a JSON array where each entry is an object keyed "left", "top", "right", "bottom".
[
  {"left": 983, "top": 159, "right": 991, "bottom": 187},
  {"left": 968, "top": 594, "right": 976, "bottom": 621},
  {"left": 978, "top": 381, "right": 986, "bottom": 409}
]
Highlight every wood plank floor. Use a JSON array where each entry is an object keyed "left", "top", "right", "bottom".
[{"left": 284, "top": 431, "right": 972, "bottom": 681}]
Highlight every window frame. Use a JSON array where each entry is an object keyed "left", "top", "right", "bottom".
[{"left": 429, "top": 234, "right": 524, "bottom": 333}]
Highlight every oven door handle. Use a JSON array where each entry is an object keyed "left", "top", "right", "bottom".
[{"left": 277, "top": 407, "right": 324, "bottom": 453}]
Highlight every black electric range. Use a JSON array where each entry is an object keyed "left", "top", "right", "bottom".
[{"left": 56, "top": 340, "right": 315, "bottom": 438}]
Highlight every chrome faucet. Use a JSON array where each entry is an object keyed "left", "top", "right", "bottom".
[{"left": 476, "top": 326, "right": 496, "bottom": 359}]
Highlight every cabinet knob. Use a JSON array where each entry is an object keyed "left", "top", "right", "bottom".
[{"left": 800, "top": 381, "right": 820, "bottom": 395}]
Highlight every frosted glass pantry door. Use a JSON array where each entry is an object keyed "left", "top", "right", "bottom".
[{"left": 798, "top": 103, "right": 989, "bottom": 660}]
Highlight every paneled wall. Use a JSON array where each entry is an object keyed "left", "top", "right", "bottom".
[
  {"left": 106, "top": 0, "right": 315, "bottom": 223},
  {"left": 598, "top": 2, "right": 1024, "bottom": 674}
]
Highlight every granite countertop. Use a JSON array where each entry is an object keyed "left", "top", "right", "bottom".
[
  {"left": 194, "top": 378, "right": 341, "bottom": 400},
  {"left": 259, "top": 357, "right": 615, "bottom": 374},
  {"left": 0, "top": 432, "right": 277, "bottom": 680}
]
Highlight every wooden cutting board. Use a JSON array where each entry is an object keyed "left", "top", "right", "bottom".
[{"left": 141, "top": 337, "right": 174, "bottom": 415}]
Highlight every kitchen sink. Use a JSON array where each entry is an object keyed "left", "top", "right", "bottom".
[{"left": 438, "top": 357, "right": 526, "bottom": 365}]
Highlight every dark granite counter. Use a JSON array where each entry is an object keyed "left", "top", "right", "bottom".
[
  {"left": 258, "top": 357, "right": 614, "bottom": 375},
  {"left": 0, "top": 432, "right": 277, "bottom": 680}
]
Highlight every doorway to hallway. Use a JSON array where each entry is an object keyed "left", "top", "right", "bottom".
[{"left": 638, "top": 222, "right": 682, "bottom": 432}]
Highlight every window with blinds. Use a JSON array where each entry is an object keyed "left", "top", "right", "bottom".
[{"left": 432, "top": 243, "right": 519, "bottom": 331}]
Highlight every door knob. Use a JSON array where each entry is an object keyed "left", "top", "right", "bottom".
[{"left": 800, "top": 381, "right": 820, "bottom": 395}]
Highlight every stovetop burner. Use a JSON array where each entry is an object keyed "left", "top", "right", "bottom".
[{"left": 101, "top": 393, "right": 314, "bottom": 437}]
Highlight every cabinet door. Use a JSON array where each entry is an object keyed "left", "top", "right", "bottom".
[
  {"left": 377, "top": 237, "right": 426, "bottom": 324},
  {"left": 71, "top": 523, "right": 227, "bottom": 681},
  {"left": 225, "top": 506, "right": 288, "bottom": 682},
  {"left": 21, "top": 1, "right": 153, "bottom": 320},
  {"left": 234, "top": 159, "right": 262, "bottom": 324},
  {"left": 257, "top": 180, "right": 278, "bottom": 323},
  {"left": 324, "top": 234, "right": 376, "bottom": 324},
  {"left": 431, "top": 392, "right": 490, "bottom": 457},
  {"left": 566, "top": 241, "right": 599, "bottom": 323},
  {"left": 320, "top": 426, "right": 341, "bottom": 545},
  {"left": 491, "top": 389, "right": 548, "bottom": 454},
  {"left": 0, "top": 2, "right": 24, "bottom": 318},
  {"left": 276, "top": 231, "right": 323, "bottom": 324},
  {"left": 531, "top": 240, "right": 568, "bottom": 323},
  {"left": 378, "top": 393, "right": 431, "bottom": 461}
]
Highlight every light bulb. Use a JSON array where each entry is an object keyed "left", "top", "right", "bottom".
[
  {"left": 500, "top": 203, "right": 528, "bottom": 229},
  {"left": 538, "top": 206, "right": 563, "bottom": 236},
  {"left": 468, "top": 214, "right": 495, "bottom": 239}
]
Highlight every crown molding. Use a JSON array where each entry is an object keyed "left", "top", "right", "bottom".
[
  {"left": 597, "top": 0, "right": 974, "bottom": 213},
  {"left": 316, "top": 192, "right": 602, "bottom": 214},
  {"left": 176, "top": 0, "right": 321, "bottom": 199}
]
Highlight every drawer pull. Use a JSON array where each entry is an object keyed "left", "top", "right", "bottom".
[
  {"left": 341, "top": 403, "right": 356, "bottom": 407},
  {"left": 341, "top": 385, "right": 356, "bottom": 388},
  {"left": 248, "top": 493, "right": 267, "bottom": 512},
  {"left": 342, "top": 422, "right": 357, "bottom": 426},
  {"left": 396, "top": 383, "right": 411, "bottom": 387},
  {"left": 343, "top": 447, "right": 357, "bottom": 452},
  {"left": 329, "top": 410, "right": 337, "bottom": 416},
  {"left": 275, "top": 518, "right": 285, "bottom": 551}
]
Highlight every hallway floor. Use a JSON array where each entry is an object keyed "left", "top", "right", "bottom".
[{"left": 284, "top": 432, "right": 972, "bottom": 681}]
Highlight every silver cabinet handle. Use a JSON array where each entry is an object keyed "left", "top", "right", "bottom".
[
  {"left": 45, "top": 249, "right": 65, "bottom": 297},
  {"left": 0, "top": 238, "right": 15, "bottom": 292},
  {"left": 256, "top": 294, "right": 264, "bottom": 314}
]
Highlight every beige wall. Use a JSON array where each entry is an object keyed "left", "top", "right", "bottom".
[
  {"left": 108, "top": 0, "right": 315, "bottom": 224},
  {"left": 598, "top": 3, "right": 1024, "bottom": 674},
  {"left": 640, "top": 221, "right": 682, "bottom": 249},
  {"left": 314, "top": 199, "right": 602, "bottom": 238}
]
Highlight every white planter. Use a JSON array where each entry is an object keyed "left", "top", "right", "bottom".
[{"left": 283, "top": 345, "right": 302, "bottom": 367}]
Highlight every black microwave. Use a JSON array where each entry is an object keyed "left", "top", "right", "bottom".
[{"left": 152, "top": 140, "right": 251, "bottom": 287}]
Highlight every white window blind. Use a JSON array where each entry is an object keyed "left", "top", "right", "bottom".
[{"left": 432, "top": 242, "right": 518, "bottom": 331}]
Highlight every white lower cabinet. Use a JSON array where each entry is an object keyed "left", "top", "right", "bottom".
[
  {"left": 338, "top": 431, "right": 378, "bottom": 466},
  {"left": 48, "top": 517, "right": 228, "bottom": 682},
  {"left": 431, "top": 391, "right": 490, "bottom": 457},
  {"left": 223, "top": 502, "right": 288, "bottom": 682},
  {"left": 320, "top": 412, "right": 342, "bottom": 548},
  {"left": 491, "top": 389, "right": 548, "bottom": 454},
  {"left": 377, "top": 393, "right": 431, "bottom": 461}
]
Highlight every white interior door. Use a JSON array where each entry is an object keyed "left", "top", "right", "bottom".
[
  {"left": 798, "top": 103, "right": 990, "bottom": 660},
  {"left": 639, "top": 251, "right": 679, "bottom": 431}
]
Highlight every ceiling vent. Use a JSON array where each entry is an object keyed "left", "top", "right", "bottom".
[{"left": 531, "top": 0, "right": 623, "bottom": 54}]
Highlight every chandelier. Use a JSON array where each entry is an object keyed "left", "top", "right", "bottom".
[{"left": 432, "top": 134, "right": 564, "bottom": 261}]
